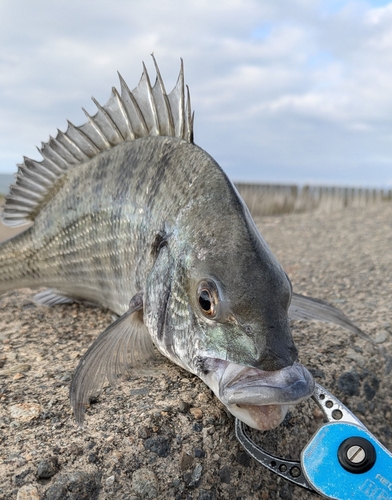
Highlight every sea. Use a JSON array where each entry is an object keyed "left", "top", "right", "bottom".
[{"left": 0, "top": 174, "right": 15, "bottom": 195}]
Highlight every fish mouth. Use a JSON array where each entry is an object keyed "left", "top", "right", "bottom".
[{"left": 198, "top": 359, "right": 315, "bottom": 431}]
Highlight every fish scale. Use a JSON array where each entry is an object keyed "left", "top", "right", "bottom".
[{"left": 0, "top": 58, "right": 369, "bottom": 429}]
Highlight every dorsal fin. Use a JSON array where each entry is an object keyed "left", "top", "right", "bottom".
[{"left": 2, "top": 56, "right": 194, "bottom": 227}]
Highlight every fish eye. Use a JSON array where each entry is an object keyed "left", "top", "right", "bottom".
[
  {"left": 199, "top": 289, "right": 213, "bottom": 315},
  {"left": 197, "top": 280, "right": 219, "bottom": 318}
]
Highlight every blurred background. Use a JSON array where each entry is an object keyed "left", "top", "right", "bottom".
[{"left": 1, "top": 0, "right": 392, "bottom": 196}]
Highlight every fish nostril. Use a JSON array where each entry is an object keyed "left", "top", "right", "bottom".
[{"left": 244, "top": 325, "right": 253, "bottom": 337}]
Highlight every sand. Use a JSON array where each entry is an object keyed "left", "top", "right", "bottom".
[{"left": 0, "top": 203, "right": 391, "bottom": 499}]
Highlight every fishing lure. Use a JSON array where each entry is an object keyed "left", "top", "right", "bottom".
[{"left": 236, "top": 383, "right": 392, "bottom": 499}]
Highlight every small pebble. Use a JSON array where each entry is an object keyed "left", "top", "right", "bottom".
[
  {"left": 188, "top": 464, "right": 203, "bottom": 489},
  {"left": 44, "top": 471, "right": 101, "bottom": 500},
  {"left": 236, "top": 451, "right": 251, "bottom": 467},
  {"left": 180, "top": 451, "right": 194, "bottom": 471},
  {"left": 374, "top": 331, "right": 388, "bottom": 344},
  {"left": 14, "top": 469, "right": 31, "bottom": 486},
  {"left": 132, "top": 468, "right": 158, "bottom": 499},
  {"left": 178, "top": 400, "right": 190, "bottom": 413},
  {"left": 105, "top": 475, "right": 115, "bottom": 486},
  {"left": 143, "top": 436, "right": 170, "bottom": 457},
  {"left": 6, "top": 363, "right": 32, "bottom": 375},
  {"left": 338, "top": 371, "right": 360, "bottom": 396},
  {"left": 130, "top": 387, "right": 149, "bottom": 396},
  {"left": 190, "top": 408, "right": 203, "bottom": 419},
  {"left": 364, "top": 382, "right": 376, "bottom": 401},
  {"left": 10, "top": 403, "right": 42, "bottom": 422},
  {"left": 346, "top": 348, "right": 366, "bottom": 367},
  {"left": 356, "top": 402, "right": 366, "bottom": 415},
  {"left": 194, "top": 448, "right": 205, "bottom": 458},
  {"left": 88, "top": 453, "right": 98, "bottom": 463},
  {"left": 312, "top": 407, "right": 324, "bottom": 420},
  {"left": 37, "top": 457, "right": 59, "bottom": 478},
  {"left": 309, "top": 368, "right": 325, "bottom": 379},
  {"left": 197, "top": 393, "right": 209, "bottom": 403},
  {"left": 138, "top": 426, "right": 152, "bottom": 439},
  {"left": 198, "top": 490, "right": 215, "bottom": 500},
  {"left": 219, "top": 465, "right": 231, "bottom": 484},
  {"left": 16, "top": 484, "right": 39, "bottom": 500}
]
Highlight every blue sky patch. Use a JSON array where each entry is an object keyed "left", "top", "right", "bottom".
[{"left": 250, "top": 23, "right": 273, "bottom": 41}]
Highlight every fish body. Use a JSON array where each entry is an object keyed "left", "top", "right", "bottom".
[{"left": 1, "top": 58, "right": 363, "bottom": 430}]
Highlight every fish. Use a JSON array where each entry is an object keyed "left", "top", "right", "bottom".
[{"left": 0, "top": 57, "right": 370, "bottom": 431}]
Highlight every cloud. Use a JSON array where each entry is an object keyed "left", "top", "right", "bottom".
[{"left": 1, "top": 0, "right": 392, "bottom": 186}]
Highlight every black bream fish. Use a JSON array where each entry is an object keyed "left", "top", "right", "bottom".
[{"left": 0, "top": 57, "right": 368, "bottom": 430}]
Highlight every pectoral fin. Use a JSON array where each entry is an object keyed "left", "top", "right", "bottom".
[
  {"left": 70, "top": 293, "right": 154, "bottom": 425},
  {"left": 289, "top": 292, "right": 374, "bottom": 344}
]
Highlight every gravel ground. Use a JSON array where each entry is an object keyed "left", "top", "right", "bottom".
[{"left": 0, "top": 202, "right": 391, "bottom": 500}]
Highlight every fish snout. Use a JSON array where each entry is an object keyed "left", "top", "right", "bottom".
[
  {"left": 253, "top": 322, "right": 298, "bottom": 371},
  {"left": 255, "top": 342, "right": 298, "bottom": 371}
]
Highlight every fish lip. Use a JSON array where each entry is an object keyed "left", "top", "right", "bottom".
[{"left": 200, "top": 358, "right": 315, "bottom": 407}]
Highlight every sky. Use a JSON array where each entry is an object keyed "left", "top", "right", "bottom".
[{"left": 1, "top": 0, "right": 392, "bottom": 187}]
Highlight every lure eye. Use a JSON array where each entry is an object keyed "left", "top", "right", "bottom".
[{"left": 197, "top": 280, "right": 219, "bottom": 318}]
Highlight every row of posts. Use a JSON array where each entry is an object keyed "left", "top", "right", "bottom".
[{"left": 234, "top": 183, "right": 392, "bottom": 217}]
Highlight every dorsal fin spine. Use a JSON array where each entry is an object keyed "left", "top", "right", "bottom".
[
  {"left": 119, "top": 73, "right": 149, "bottom": 136},
  {"left": 142, "top": 62, "right": 160, "bottom": 136},
  {"left": 186, "top": 86, "right": 193, "bottom": 143},
  {"left": 49, "top": 134, "right": 80, "bottom": 164},
  {"left": 151, "top": 54, "right": 175, "bottom": 136},
  {"left": 39, "top": 145, "right": 64, "bottom": 171},
  {"left": 23, "top": 158, "right": 58, "bottom": 181},
  {"left": 66, "top": 120, "right": 101, "bottom": 156},
  {"left": 21, "top": 159, "right": 54, "bottom": 186},
  {"left": 2, "top": 57, "right": 194, "bottom": 227},
  {"left": 180, "top": 60, "right": 186, "bottom": 140},
  {"left": 82, "top": 108, "right": 111, "bottom": 149},
  {"left": 7, "top": 191, "right": 37, "bottom": 207},
  {"left": 91, "top": 96, "right": 125, "bottom": 143},
  {"left": 7, "top": 189, "right": 36, "bottom": 206},
  {"left": 17, "top": 175, "right": 46, "bottom": 194},
  {"left": 167, "top": 60, "right": 185, "bottom": 139},
  {"left": 44, "top": 140, "right": 70, "bottom": 169},
  {"left": 48, "top": 136, "right": 74, "bottom": 164},
  {"left": 163, "top": 92, "right": 175, "bottom": 137},
  {"left": 37, "top": 146, "right": 64, "bottom": 174},
  {"left": 56, "top": 129, "right": 90, "bottom": 162},
  {"left": 12, "top": 177, "right": 43, "bottom": 198},
  {"left": 112, "top": 85, "right": 135, "bottom": 141}
]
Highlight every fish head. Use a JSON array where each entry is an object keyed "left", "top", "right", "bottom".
[
  {"left": 183, "top": 224, "right": 314, "bottom": 430},
  {"left": 143, "top": 152, "right": 314, "bottom": 431},
  {"left": 187, "top": 189, "right": 315, "bottom": 429},
  {"left": 144, "top": 205, "right": 314, "bottom": 430}
]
